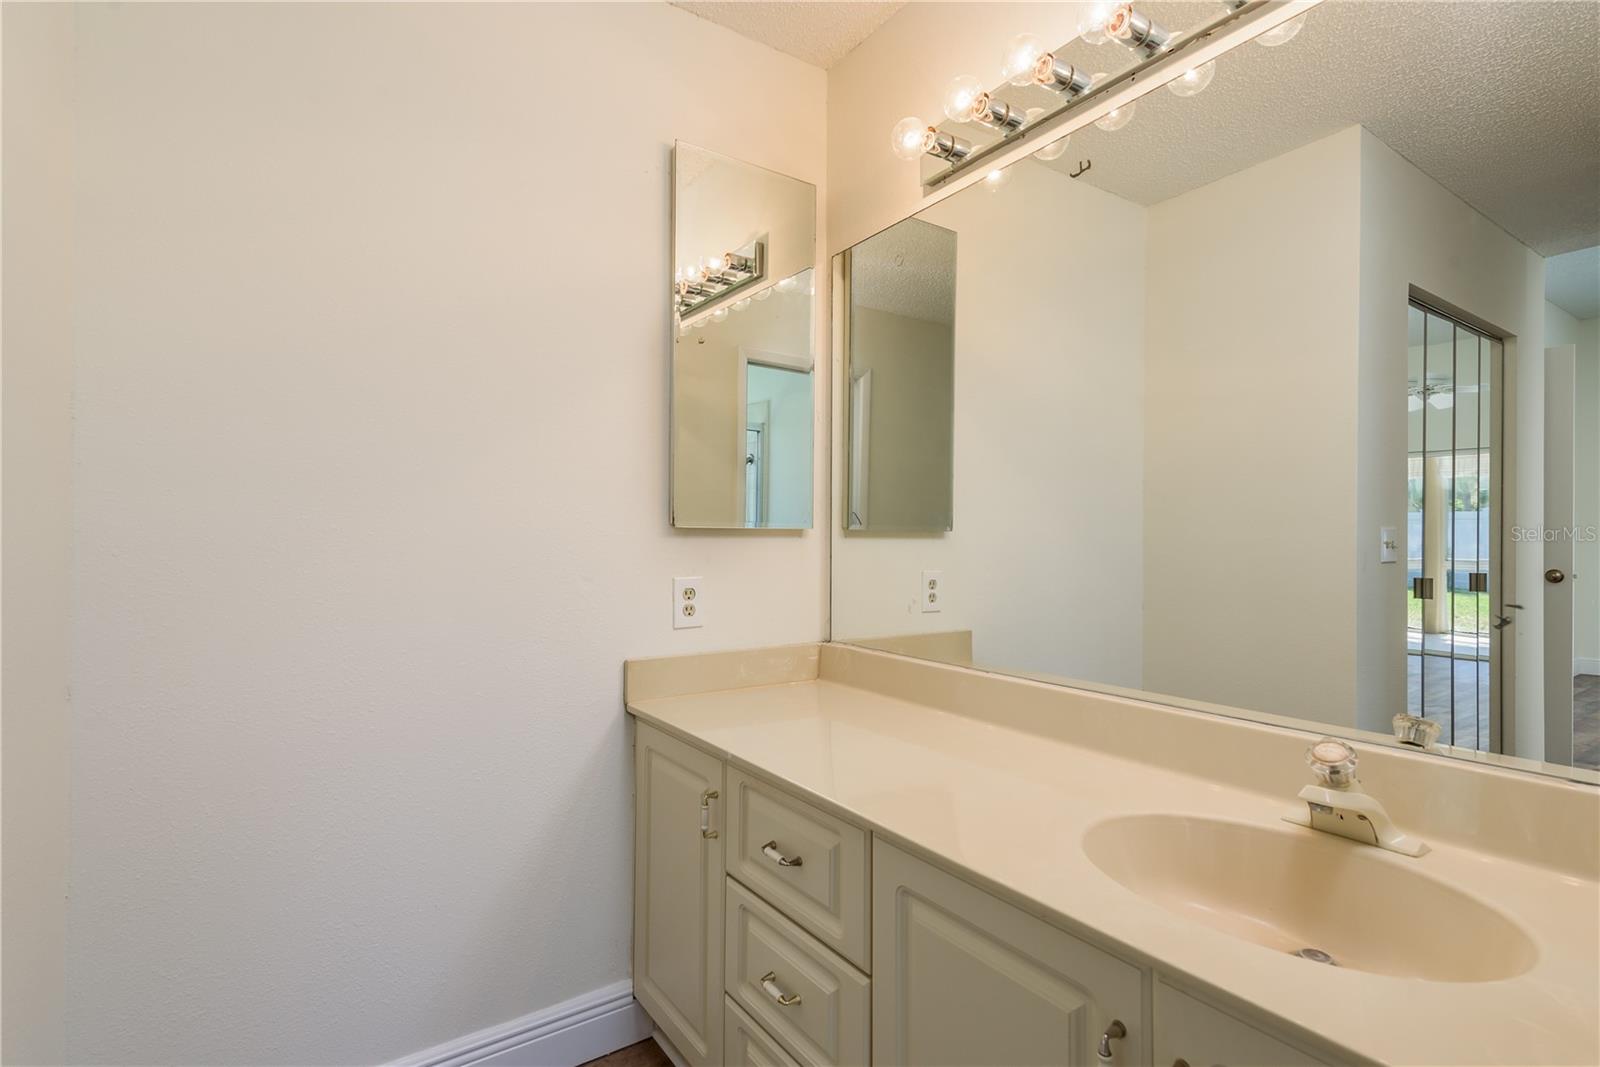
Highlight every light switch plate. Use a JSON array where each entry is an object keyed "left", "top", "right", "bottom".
[
  {"left": 673, "top": 576, "right": 704, "bottom": 629},
  {"left": 1380, "top": 526, "right": 1398, "bottom": 564},
  {"left": 920, "top": 570, "right": 943, "bottom": 613}
]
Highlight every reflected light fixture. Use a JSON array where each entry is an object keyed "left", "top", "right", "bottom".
[
  {"left": 1023, "top": 108, "right": 1071, "bottom": 161},
  {"left": 1106, "top": 4, "right": 1174, "bottom": 57},
  {"left": 1167, "top": 59, "right": 1216, "bottom": 97},
  {"left": 1256, "top": 11, "right": 1308, "bottom": 46},
  {"left": 1090, "top": 74, "right": 1136, "bottom": 130},
  {"left": 982, "top": 167, "right": 1010, "bottom": 191}
]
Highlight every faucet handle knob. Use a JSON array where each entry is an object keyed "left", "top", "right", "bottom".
[{"left": 1306, "top": 737, "right": 1358, "bottom": 787}]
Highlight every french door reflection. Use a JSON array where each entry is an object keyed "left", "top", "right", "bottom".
[{"left": 1406, "top": 303, "right": 1500, "bottom": 749}]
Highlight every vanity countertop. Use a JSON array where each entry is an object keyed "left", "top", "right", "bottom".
[{"left": 628, "top": 669, "right": 1600, "bottom": 1067}]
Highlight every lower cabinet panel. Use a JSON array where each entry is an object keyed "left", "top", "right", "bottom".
[
  {"left": 726, "top": 878, "right": 871, "bottom": 1066},
  {"left": 726, "top": 996, "right": 805, "bottom": 1067},
  {"left": 1153, "top": 979, "right": 1335, "bottom": 1067},
  {"left": 872, "top": 839, "right": 1145, "bottom": 1067}
]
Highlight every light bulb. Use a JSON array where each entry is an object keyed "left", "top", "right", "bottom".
[
  {"left": 1256, "top": 11, "right": 1306, "bottom": 46},
  {"left": 1091, "top": 74, "right": 1134, "bottom": 131},
  {"left": 982, "top": 167, "right": 1010, "bottom": 191},
  {"left": 753, "top": 286, "right": 772, "bottom": 302},
  {"left": 1034, "top": 134, "right": 1071, "bottom": 162},
  {"left": 943, "top": 74, "right": 985, "bottom": 121},
  {"left": 776, "top": 276, "right": 798, "bottom": 293},
  {"left": 691, "top": 317, "right": 706, "bottom": 329},
  {"left": 733, "top": 297, "right": 751, "bottom": 312},
  {"left": 1002, "top": 33, "right": 1045, "bottom": 86},
  {"left": 1167, "top": 60, "right": 1215, "bottom": 97},
  {"left": 891, "top": 116, "right": 933, "bottom": 161},
  {"left": 1078, "top": 1, "right": 1116, "bottom": 44},
  {"left": 711, "top": 307, "right": 728, "bottom": 322},
  {"left": 1094, "top": 100, "right": 1135, "bottom": 131},
  {"left": 705, "top": 254, "right": 727, "bottom": 274}
]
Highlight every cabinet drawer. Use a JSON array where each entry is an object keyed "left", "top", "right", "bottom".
[
  {"left": 726, "top": 767, "right": 870, "bottom": 969},
  {"left": 725, "top": 995, "right": 804, "bottom": 1067},
  {"left": 1154, "top": 980, "right": 1333, "bottom": 1067},
  {"left": 726, "top": 878, "right": 870, "bottom": 1067}
]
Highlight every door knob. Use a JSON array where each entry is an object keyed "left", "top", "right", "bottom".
[{"left": 1546, "top": 569, "right": 1567, "bottom": 584}]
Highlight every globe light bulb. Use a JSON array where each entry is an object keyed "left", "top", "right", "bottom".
[
  {"left": 711, "top": 307, "right": 728, "bottom": 322},
  {"left": 776, "top": 276, "right": 798, "bottom": 293},
  {"left": 943, "top": 74, "right": 985, "bottom": 121},
  {"left": 706, "top": 254, "right": 727, "bottom": 274},
  {"left": 982, "top": 167, "right": 1010, "bottom": 191},
  {"left": 1256, "top": 12, "right": 1306, "bottom": 47},
  {"left": 1166, "top": 59, "right": 1215, "bottom": 97},
  {"left": 733, "top": 297, "right": 751, "bottom": 312},
  {"left": 891, "top": 116, "right": 932, "bottom": 161},
  {"left": 1078, "top": 1, "right": 1116, "bottom": 44},
  {"left": 1002, "top": 33, "right": 1046, "bottom": 86},
  {"left": 1034, "top": 134, "right": 1071, "bottom": 162}
]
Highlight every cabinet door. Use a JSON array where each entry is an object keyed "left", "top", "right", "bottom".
[
  {"left": 634, "top": 722, "right": 725, "bottom": 1067},
  {"left": 1154, "top": 980, "right": 1334, "bottom": 1067},
  {"left": 726, "top": 996, "right": 804, "bottom": 1067},
  {"left": 873, "top": 839, "right": 1145, "bottom": 1067}
]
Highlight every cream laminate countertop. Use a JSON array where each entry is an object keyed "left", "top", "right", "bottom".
[{"left": 628, "top": 676, "right": 1600, "bottom": 1067}]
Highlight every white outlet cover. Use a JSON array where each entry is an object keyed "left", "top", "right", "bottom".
[
  {"left": 920, "top": 569, "right": 943, "bottom": 613},
  {"left": 673, "top": 576, "right": 704, "bottom": 629}
]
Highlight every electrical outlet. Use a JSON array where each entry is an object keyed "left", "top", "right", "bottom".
[
  {"left": 920, "top": 570, "right": 943, "bottom": 613},
  {"left": 673, "top": 576, "right": 704, "bottom": 629}
]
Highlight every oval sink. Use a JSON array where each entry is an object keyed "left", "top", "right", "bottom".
[{"left": 1082, "top": 814, "right": 1537, "bottom": 982}]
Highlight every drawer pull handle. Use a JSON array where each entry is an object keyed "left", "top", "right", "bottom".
[
  {"left": 700, "top": 789, "right": 719, "bottom": 839},
  {"left": 759, "top": 971, "right": 801, "bottom": 1006},
  {"left": 761, "top": 840, "right": 803, "bottom": 867},
  {"left": 1097, "top": 1020, "right": 1126, "bottom": 1064}
]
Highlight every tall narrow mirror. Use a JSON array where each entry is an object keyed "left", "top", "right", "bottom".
[{"left": 672, "top": 143, "right": 816, "bottom": 529}]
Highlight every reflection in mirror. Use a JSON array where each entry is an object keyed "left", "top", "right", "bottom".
[
  {"left": 842, "top": 219, "right": 956, "bottom": 532},
  {"left": 672, "top": 143, "right": 815, "bottom": 529},
  {"left": 832, "top": 2, "right": 1600, "bottom": 780}
]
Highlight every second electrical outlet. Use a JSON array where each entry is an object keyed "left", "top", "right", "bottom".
[{"left": 920, "top": 570, "right": 943, "bottom": 613}]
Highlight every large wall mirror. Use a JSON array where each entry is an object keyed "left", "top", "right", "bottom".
[
  {"left": 673, "top": 143, "right": 816, "bottom": 529},
  {"left": 831, "top": 1, "right": 1600, "bottom": 781}
]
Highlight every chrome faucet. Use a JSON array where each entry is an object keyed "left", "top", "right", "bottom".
[{"left": 1283, "top": 738, "right": 1427, "bottom": 857}]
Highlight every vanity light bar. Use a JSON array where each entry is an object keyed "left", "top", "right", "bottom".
[
  {"left": 1106, "top": 5, "right": 1175, "bottom": 58},
  {"left": 676, "top": 241, "right": 766, "bottom": 319},
  {"left": 894, "top": 0, "right": 1305, "bottom": 187}
]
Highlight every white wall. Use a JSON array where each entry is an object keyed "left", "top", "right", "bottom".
[
  {"left": 833, "top": 161, "right": 1146, "bottom": 685},
  {"left": 1143, "top": 127, "right": 1363, "bottom": 727},
  {"left": 2, "top": 5, "right": 74, "bottom": 1062},
  {"left": 51, "top": 4, "right": 825, "bottom": 1064},
  {"left": 1356, "top": 129, "right": 1548, "bottom": 744},
  {"left": 1546, "top": 303, "right": 1600, "bottom": 673}
]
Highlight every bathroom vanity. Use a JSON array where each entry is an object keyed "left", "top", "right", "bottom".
[{"left": 625, "top": 644, "right": 1600, "bottom": 1067}]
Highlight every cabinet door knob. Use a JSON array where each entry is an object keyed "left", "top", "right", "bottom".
[
  {"left": 761, "top": 840, "right": 803, "bottom": 867},
  {"left": 699, "top": 789, "right": 719, "bottom": 839},
  {"left": 1546, "top": 568, "right": 1567, "bottom": 584},
  {"left": 1096, "top": 1020, "right": 1126, "bottom": 1063},
  {"left": 759, "top": 971, "right": 801, "bottom": 1006}
]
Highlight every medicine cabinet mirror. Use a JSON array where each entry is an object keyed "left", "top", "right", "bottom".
[
  {"left": 672, "top": 143, "right": 816, "bottom": 529},
  {"left": 830, "top": 0, "right": 1600, "bottom": 782}
]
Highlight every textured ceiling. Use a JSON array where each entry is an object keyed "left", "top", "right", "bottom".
[
  {"left": 851, "top": 217, "right": 956, "bottom": 323},
  {"left": 953, "top": 1, "right": 1600, "bottom": 256},
  {"left": 670, "top": 1, "right": 906, "bottom": 69},
  {"left": 1546, "top": 246, "right": 1600, "bottom": 321}
]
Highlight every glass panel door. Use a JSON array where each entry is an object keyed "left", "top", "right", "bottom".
[{"left": 1406, "top": 303, "right": 1498, "bottom": 749}]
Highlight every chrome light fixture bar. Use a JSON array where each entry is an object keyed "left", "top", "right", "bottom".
[
  {"left": 1105, "top": 4, "right": 1175, "bottom": 58},
  {"left": 676, "top": 239, "right": 766, "bottom": 319},
  {"left": 910, "top": 0, "right": 1284, "bottom": 190}
]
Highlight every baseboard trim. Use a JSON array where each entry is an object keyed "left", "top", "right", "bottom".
[
  {"left": 391, "top": 980, "right": 651, "bottom": 1067},
  {"left": 1576, "top": 657, "right": 1599, "bottom": 678}
]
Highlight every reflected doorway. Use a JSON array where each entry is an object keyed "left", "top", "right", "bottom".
[{"left": 1405, "top": 302, "right": 1501, "bottom": 751}]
